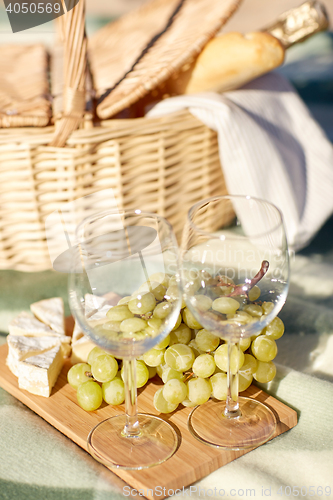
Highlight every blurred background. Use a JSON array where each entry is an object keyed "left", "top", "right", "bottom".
[{"left": 0, "top": 0, "right": 332, "bottom": 141}]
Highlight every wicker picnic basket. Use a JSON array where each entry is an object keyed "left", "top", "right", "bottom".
[{"left": 0, "top": 0, "right": 242, "bottom": 271}]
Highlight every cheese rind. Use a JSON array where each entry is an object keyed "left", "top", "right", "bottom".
[
  {"left": 9, "top": 312, "right": 55, "bottom": 336},
  {"left": 30, "top": 297, "right": 65, "bottom": 334},
  {"left": 16, "top": 345, "right": 64, "bottom": 397},
  {"left": 6, "top": 335, "right": 69, "bottom": 379},
  {"left": 8, "top": 312, "right": 71, "bottom": 353}
]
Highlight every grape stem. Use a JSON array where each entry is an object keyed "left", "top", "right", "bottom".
[{"left": 216, "top": 260, "right": 269, "bottom": 298}]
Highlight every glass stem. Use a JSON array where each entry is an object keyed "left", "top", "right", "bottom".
[
  {"left": 122, "top": 359, "right": 140, "bottom": 437},
  {"left": 224, "top": 339, "right": 242, "bottom": 418}
]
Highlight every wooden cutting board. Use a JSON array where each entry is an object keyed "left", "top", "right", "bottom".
[{"left": 0, "top": 343, "right": 297, "bottom": 499}]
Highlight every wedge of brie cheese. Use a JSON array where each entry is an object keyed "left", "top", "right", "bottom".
[
  {"left": 6, "top": 335, "right": 62, "bottom": 377},
  {"left": 15, "top": 345, "right": 64, "bottom": 397},
  {"left": 8, "top": 312, "right": 71, "bottom": 355},
  {"left": 30, "top": 297, "right": 65, "bottom": 334},
  {"left": 7, "top": 297, "right": 72, "bottom": 398}
]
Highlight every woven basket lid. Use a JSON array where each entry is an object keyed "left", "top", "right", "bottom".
[{"left": 89, "top": 0, "right": 241, "bottom": 119}]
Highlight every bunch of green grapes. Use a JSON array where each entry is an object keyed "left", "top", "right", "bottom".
[
  {"left": 68, "top": 271, "right": 285, "bottom": 413},
  {"left": 67, "top": 346, "right": 157, "bottom": 411},
  {"left": 152, "top": 308, "right": 284, "bottom": 413},
  {"left": 144, "top": 270, "right": 284, "bottom": 413}
]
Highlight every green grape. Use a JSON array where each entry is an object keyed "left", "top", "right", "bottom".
[
  {"left": 102, "top": 377, "right": 125, "bottom": 405},
  {"left": 253, "top": 361, "right": 276, "bottom": 383},
  {"left": 248, "top": 285, "right": 261, "bottom": 301},
  {"left": 163, "top": 379, "right": 187, "bottom": 405},
  {"left": 210, "top": 372, "right": 227, "bottom": 400},
  {"left": 143, "top": 348, "right": 165, "bottom": 367},
  {"left": 182, "top": 269, "right": 201, "bottom": 294},
  {"left": 156, "top": 363, "right": 164, "bottom": 378},
  {"left": 262, "top": 302, "right": 274, "bottom": 315},
  {"left": 192, "top": 354, "right": 216, "bottom": 378},
  {"left": 171, "top": 313, "right": 182, "bottom": 331},
  {"left": 149, "top": 272, "right": 170, "bottom": 288},
  {"left": 67, "top": 363, "right": 92, "bottom": 390},
  {"left": 195, "top": 329, "right": 219, "bottom": 352},
  {"left": 164, "top": 344, "right": 195, "bottom": 372},
  {"left": 147, "top": 365, "right": 157, "bottom": 379},
  {"left": 197, "top": 269, "right": 214, "bottom": 285},
  {"left": 120, "top": 317, "right": 147, "bottom": 333},
  {"left": 244, "top": 304, "right": 263, "bottom": 317},
  {"left": 147, "top": 317, "right": 162, "bottom": 333},
  {"left": 87, "top": 346, "right": 107, "bottom": 366},
  {"left": 212, "top": 297, "right": 239, "bottom": 315},
  {"left": 251, "top": 329, "right": 264, "bottom": 341},
  {"left": 226, "top": 311, "right": 254, "bottom": 325},
  {"left": 139, "top": 281, "right": 166, "bottom": 301},
  {"left": 106, "top": 305, "right": 134, "bottom": 321},
  {"left": 169, "top": 323, "right": 192, "bottom": 345},
  {"left": 251, "top": 335, "right": 277, "bottom": 362},
  {"left": 103, "top": 320, "right": 121, "bottom": 331},
  {"left": 239, "top": 336, "right": 251, "bottom": 351},
  {"left": 182, "top": 308, "right": 202, "bottom": 329},
  {"left": 91, "top": 354, "right": 118, "bottom": 383},
  {"left": 165, "top": 284, "right": 185, "bottom": 308},
  {"left": 122, "top": 330, "right": 148, "bottom": 341},
  {"left": 153, "top": 301, "right": 172, "bottom": 319},
  {"left": 238, "top": 354, "right": 257, "bottom": 392},
  {"left": 214, "top": 343, "right": 244, "bottom": 374},
  {"left": 77, "top": 380, "right": 103, "bottom": 411},
  {"left": 155, "top": 334, "right": 170, "bottom": 350},
  {"left": 120, "top": 360, "right": 149, "bottom": 388},
  {"left": 211, "top": 284, "right": 234, "bottom": 297},
  {"left": 188, "top": 339, "right": 204, "bottom": 357},
  {"left": 194, "top": 294, "right": 213, "bottom": 312},
  {"left": 240, "top": 354, "right": 258, "bottom": 376},
  {"left": 187, "top": 377, "right": 212, "bottom": 405},
  {"left": 238, "top": 372, "right": 253, "bottom": 392},
  {"left": 117, "top": 296, "right": 132, "bottom": 305},
  {"left": 161, "top": 366, "right": 185, "bottom": 384},
  {"left": 181, "top": 398, "right": 197, "bottom": 408},
  {"left": 128, "top": 292, "right": 156, "bottom": 314},
  {"left": 153, "top": 387, "right": 178, "bottom": 413},
  {"left": 263, "top": 317, "right": 285, "bottom": 340},
  {"left": 135, "top": 360, "right": 149, "bottom": 387}
]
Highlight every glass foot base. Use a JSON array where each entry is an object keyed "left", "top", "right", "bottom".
[
  {"left": 188, "top": 397, "right": 276, "bottom": 450},
  {"left": 87, "top": 413, "right": 178, "bottom": 469}
]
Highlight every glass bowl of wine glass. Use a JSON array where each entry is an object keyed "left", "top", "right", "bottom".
[
  {"left": 180, "top": 195, "right": 289, "bottom": 450},
  {"left": 69, "top": 209, "right": 181, "bottom": 469}
]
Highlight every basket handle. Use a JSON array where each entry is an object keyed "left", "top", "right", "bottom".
[{"left": 49, "top": 0, "right": 87, "bottom": 147}]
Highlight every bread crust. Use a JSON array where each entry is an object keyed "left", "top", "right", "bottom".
[{"left": 168, "top": 31, "right": 285, "bottom": 95}]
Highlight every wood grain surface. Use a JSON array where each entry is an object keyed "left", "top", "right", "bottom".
[{"left": 0, "top": 343, "right": 297, "bottom": 500}]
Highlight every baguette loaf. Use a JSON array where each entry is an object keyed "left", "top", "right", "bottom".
[
  {"left": 168, "top": 31, "right": 285, "bottom": 95},
  {"left": 132, "top": 31, "right": 285, "bottom": 116}
]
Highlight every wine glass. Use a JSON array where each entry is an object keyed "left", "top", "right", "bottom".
[
  {"left": 69, "top": 209, "right": 181, "bottom": 469},
  {"left": 180, "top": 195, "right": 289, "bottom": 449}
]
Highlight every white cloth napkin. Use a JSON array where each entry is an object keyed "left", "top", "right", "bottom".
[{"left": 147, "top": 72, "right": 333, "bottom": 251}]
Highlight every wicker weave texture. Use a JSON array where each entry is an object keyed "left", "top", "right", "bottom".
[
  {"left": 92, "top": 0, "right": 241, "bottom": 119},
  {"left": 0, "top": 0, "right": 242, "bottom": 271},
  {"left": 0, "top": 45, "right": 51, "bottom": 128},
  {"left": 0, "top": 111, "right": 227, "bottom": 271}
]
